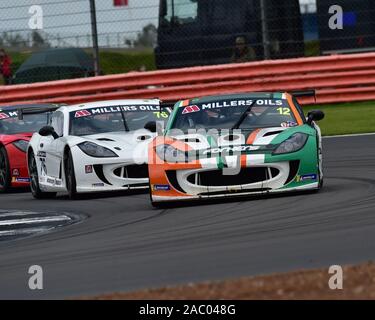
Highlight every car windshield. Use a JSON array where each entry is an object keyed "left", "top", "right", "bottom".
[
  {"left": 170, "top": 98, "right": 299, "bottom": 132},
  {"left": 0, "top": 110, "right": 49, "bottom": 134},
  {"left": 69, "top": 105, "right": 170, "bottom": 136}
]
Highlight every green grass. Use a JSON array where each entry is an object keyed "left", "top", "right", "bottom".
[
  {"left": 98, "top": 49, "right": 156, "bottom": 74},
  {"left": 304, "top": 40, "right": 320, "bottom": 57},
  {"left": 304, "top": 101, "right": 375, "bottom": 136}
]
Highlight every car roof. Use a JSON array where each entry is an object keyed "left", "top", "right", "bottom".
[
  {"left": 185, "top": 92, "right": 287, "bottom": 105},
  {"left": 0, "top": 103, "right": 60, "bottom": 112},
  {"left": 58, "top": 99, "right": 161, "bottom": 112}
]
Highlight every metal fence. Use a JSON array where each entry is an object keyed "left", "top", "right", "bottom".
[{"left": 0, "top": 0, "right": 374, "bottom": 84}]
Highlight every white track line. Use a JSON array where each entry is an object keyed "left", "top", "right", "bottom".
[
  {"left": 323, "top": 132, "right": 375, "bottom": 139},
  {"left": 0, "top": 227, "right": 53, "bottom": 237},
  {"left": 0, "top": 216, "right": 71, "bottom": 226},
  {"left": 0, "top": 211, "right": 51, "bottom": 218}
]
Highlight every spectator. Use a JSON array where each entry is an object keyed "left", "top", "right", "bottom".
[
  {"left": 231, "top": 36, "right": 256, "bottom": 63},
  {"left": 0, "top": 49, "right": 12, "bottom": 85}
]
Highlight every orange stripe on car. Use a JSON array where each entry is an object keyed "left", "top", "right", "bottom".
[
  {"left": 181, "top": 99, "right": 190, "bottom": 107},
  {"left": 246, "top": 128, "right": 262, "bottom": 144},
  {"left": 286, "top": 93, "right": 303, "bottom": 125}
]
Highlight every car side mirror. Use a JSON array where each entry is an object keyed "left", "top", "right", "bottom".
[
  {"left": 144, "top": 121, "right": 157, "bottom": 133},
  {"left": 39, "top": 126, "right": 59, "bottom": 139},
  {"left": 307, "top": 110, "right": 325, "bottom": 125}
]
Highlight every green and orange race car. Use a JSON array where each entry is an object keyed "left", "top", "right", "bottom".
[{"left": 148, "top": 92, "right": 324, "bottom": 207}]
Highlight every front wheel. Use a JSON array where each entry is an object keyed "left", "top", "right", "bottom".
[
  {"left": 148, "top": 181, "right": 158, "bottom": 208},
  {"left": 316, "top": 144, "right": 324, "bottom": 191},
  {"left": 318, "top": 176, "right": 324, "bottom": 190},
  {"left": 28, "top": 151, "right": 56, "bottom": 199},
  {"left": 64, "top": 150, "right": 77, "bottom": 200},
  {"left": 0, "top": 146, "right": 10, "bottom": 193}
]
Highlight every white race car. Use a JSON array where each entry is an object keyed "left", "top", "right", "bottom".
[{"left": 27, "top": 99, "right": 170, "bottom": 199}]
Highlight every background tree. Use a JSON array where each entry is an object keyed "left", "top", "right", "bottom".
[
  {"left": 135, "top": 24, "right": 157, "bottom": 48},
  {"left": 32, "top": 30, "right": 50, "bottom": 48}
]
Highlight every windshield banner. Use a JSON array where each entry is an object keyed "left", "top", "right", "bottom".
[
  {"left": 73, "top": 105, "right": 160, "bottom": 118},
  {"left": 181, "top": 99, "right": 284, "bottom": 113},
  {"left": 0, "top": 111, "right": 18, "bottom": 120}
]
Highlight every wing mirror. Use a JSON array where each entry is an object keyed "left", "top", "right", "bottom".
[
  {"left": 144, "top": 121, "right": 157, "bottom": 133},
  {"left": 307, "top": 110, "right": 325, "bottom": 125},
  {"left": 39, "top": 126, "right": 59, "bottom": 139}
]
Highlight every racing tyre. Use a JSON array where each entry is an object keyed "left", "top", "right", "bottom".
[
  {"left": 64, "top": 150, "right": 78, "bottom": 200},
  {"left": 317, "top": 146, "right": 324, "bottom": 191},
  {"left": 0, "top": 147, "right": 10, "bottom": 193},
  {"left": 28, "top": 151, "right": 56, "bottom": 199},
  {"left": 318, "top": 176, "right": 324, "bottom": 190},
  {"left": 148, "top": 181, "right": 158, "bottom": 208}
]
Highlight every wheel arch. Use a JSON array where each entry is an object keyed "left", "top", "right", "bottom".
[{"left": 26, "top": 146, "right": 35, "bottom": 175}]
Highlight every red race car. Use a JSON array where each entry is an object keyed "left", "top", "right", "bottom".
[{"left": 0, "top": 104, "right": 60, "bottom": 192}]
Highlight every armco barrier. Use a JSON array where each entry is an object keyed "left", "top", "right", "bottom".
[{"left": 1, "top": 52, "right": 375, "bottom": 106}]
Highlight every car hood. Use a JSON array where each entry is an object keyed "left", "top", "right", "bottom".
[
  {"left": 0, "top": 133, "right": 33, "bottom": 145},
  {"left": 169, "top": 127, "right": 291, "bottom": 151}
]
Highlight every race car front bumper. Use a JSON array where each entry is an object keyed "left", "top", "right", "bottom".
[
  {"left": 148, "top": 137, "right": 320, "bottom": 203},
  {"left": 71, "top": 145, "right": 149, "bottom": 193},
  {"left": 6, "top": 143, "right": 31, "bottom": 188}
]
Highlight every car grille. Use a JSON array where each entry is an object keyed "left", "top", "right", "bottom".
[
  {"left": 113, "top": 164, "right": 148, "bottom": 179},
  {"left": 186, "top": 167, "right": 280, "bottom": 187}
]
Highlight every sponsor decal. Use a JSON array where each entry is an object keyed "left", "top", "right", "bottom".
[
  {"left": 281, "top": 121, "right": 298, "bottom": 128},
  {"left": 73, "top": 105, "right": 160, "bottom": 118},
  {"left": 227, "top": 186, "right": 242, "bottom": 192},
  {"left": 12, "top": 169, "right": 20, "bottom": 176},
  {"left": 203, "top": 145, "right": 260, "bottom": 155},
  {"left": 92, "top": 183, "right": 105, "bottom": 187},
  {"left": 153, "top": 184, "right": 171, "bottom": 191},
  {"left": 200, "top": 99, "right": 283, "bottom": 110},
  {"left": 0, "top": 113, "right": 9, "bottom": 120},
  {"left": 296, "top": 174, "right": 317, "bottom": 182},
  {"left": 40, "top": 159, "right": 47, "bottom": 175},
  {"left": 37, "top": 151, "right": 46, "bottom": 158},
  {"left": 0, "top": 111, "right": 17, "bottom": 120},
  {"left": 15, "top": 177, "right": 30, "bottom": 183},
  {"left": 85, "top": 165, "right": 93, "bottom": 174},
  {"left": 182, "top": 105, "right": 200, "bottom": 114},
  {"left": 45, "top": 177, "right": 61, "bottom": 185},
  {"left": 75, "top": 110, "right": 92, "bottom": 118}
]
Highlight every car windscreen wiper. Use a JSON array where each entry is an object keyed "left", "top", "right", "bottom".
[
  {"left": 231, "top": 100, "right": 257, "bottom": 130},
  {"left": 120, "top": 110, "right": 130, "bottom": 132}
]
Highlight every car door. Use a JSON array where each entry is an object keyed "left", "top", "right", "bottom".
[{"left": 42, "top": 111, "right": 65, "bottom": 179}]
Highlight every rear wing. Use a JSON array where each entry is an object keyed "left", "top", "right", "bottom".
[
  {"left": 160, "top": 100, "right": 178, "bottom": 110},
  {"left": 17, "top": 104, "right": 65, "bottom": 120},
  {"left": 289, "top": 90, "right": 316, "bottom": 103}
]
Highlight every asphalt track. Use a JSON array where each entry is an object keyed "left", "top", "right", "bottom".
[{"left": 0, "top": 135, "right": 375, "bottom": 299}]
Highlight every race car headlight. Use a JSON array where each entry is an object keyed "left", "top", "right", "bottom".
[
  {"left": 156, "top": 144, "right": 188, "bottom": 163},
  {"left": 12, "top": 140, "right": 29, "bottom": 153},
  {"left": 78, "top": 142, "right": 118, "bottom": 158},
  {"left": 273, "top": 133, "right": 308, "bottom": 155}
]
